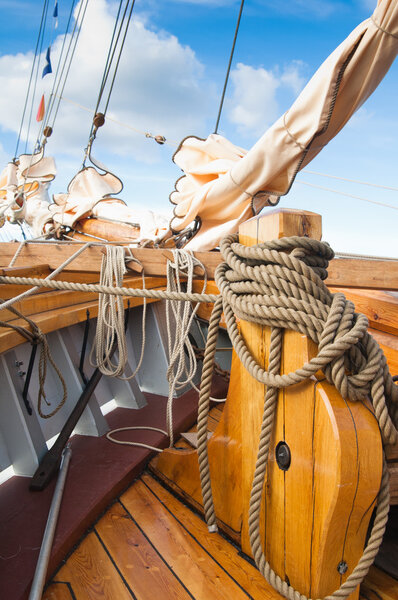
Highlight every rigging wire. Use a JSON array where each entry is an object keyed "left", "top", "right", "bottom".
[
  {"left": 25, "top": 0, "right": 50, "bottom": 153},
  {"left": 94, "top": 0, "right": 125, "bottom": 119},
  {"left": 302, "top": 169, "right": 398, "bottom": 193},
  {"left": 85, "top": 0, "right": 137, "bottom": 155},
  {"left": 40, "top": 0, "right": 90, "bottom": 142},
  {"left": 57, "top": 95, "right": 398, "bottom": 200},
  {"left": 59, "top": 95, "right": 178, "bottom": 146},
  {"left": 14, "top": 0, "right": 49, "bottom": 158},
  {"left": 214, "top": 0, "right": 245, "bottom": 134},
  {"left": 39, "top": 0, "right": 78, "bottom": 140},
  {"left": 103, "top": 0, "right": 136, "bottom": 116},
  {"left": 296, "top": 180, "right": 398, "bottom": 211}
]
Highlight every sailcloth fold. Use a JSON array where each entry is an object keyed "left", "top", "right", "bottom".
[
  {"left": 0, "top": 147, "right": 56, "bottom": 233},
  {"left": 170, "top": 0, "right": 398, "bottom": 250},
  {"left": 50, "top": 165, "right": 168, "bottom": 242}
]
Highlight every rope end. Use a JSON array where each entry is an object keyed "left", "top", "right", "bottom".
[{"left": 208, "top": 524, "right": 218, "bottom": 533}]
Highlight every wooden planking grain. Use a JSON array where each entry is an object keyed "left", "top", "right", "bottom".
[
  {"left": 0, "top": 275, "right": 166, "bottom": 322},
  {"left": 42, "top": 581, "right": 74, "bottom": 600},
  {"left": 121, "top": 478, "right": 252, "bottom": 600},
  {"left": 327, "top": 260, "right": 398, "bottom": 291},
  {"left": 1, "top": 241, "right": 397, "bottom": 289},
  {"left": 329, "top": 288, "right": 398, "bottom": 336},
  {"left": 360, "top": 566, "right": 398, "bottom": 600},
  {"left": 141, "top": 473, "right": 282, "bottom": 600},
  {"left": 53, "top": 531, "right": 133, "bottom": 600},
  {"left": 0, "top": 281, "right": 166, "bottom": 353},
  {"left": 95, "top": 501, "right": 191, "bottom": 600}
]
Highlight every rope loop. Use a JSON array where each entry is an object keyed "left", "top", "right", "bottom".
[
  {"left": 216, "top": 234, "right": 397, "bottom": 444},
  {"left": 196, "top": 233, "right": 397, "bottom": 600}
]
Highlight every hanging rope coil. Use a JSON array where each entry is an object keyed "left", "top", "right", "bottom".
[
  {"left": 196, "top": 233, "right": 397, "bottom": 600},
  {"left": 0, "top": 301, "right": 67, "bottom": 419},
  {"left": 165, "top": 249, "right": 207, "bottom": 447},
  {"left": 90, "top": 245, "right": 127, "bottom": 377}
]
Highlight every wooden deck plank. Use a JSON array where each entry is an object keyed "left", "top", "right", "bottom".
[
  {"left": 42, "top": 581, "right": 75, "bottom": 599},
  {"left": 53, "top": 531, "right": 133, "bottom": 600},
  {"left": 120, "top": 478, "right": 253, "bottom": 600},
  {"left": 360, "top": 566, "right": 398, "bottom": 600},
  {"left": 95, "top": 501, "right": 192, "bottom": 600},
  {"left": 141, "top": 473, "right": 283, "bottom": 600}
]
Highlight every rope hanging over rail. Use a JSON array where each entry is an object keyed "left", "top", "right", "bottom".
[
  {"left": 195, "top": 234, "right": 397, "bottom": 600},
  {"left": 0, "top": 301, "right": 67, "bottom": 418}
]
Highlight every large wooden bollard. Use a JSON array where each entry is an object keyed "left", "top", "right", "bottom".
[{"left": 153, "top": 209, "right": 383, "bottom": 599}]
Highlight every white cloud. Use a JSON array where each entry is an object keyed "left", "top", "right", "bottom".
[
  {"left": 0, "top": 0, "right": 214, "bottom": 166},
  {"left": 227, "top": 61, "right": 307, "bottom": 136},
  {"left": 228, "top": 64, "right": 279, "bottom": 133}
]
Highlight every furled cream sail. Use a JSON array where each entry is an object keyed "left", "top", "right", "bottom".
[
  {"left": 0, "top": 147, "right": 56, "bottom": 234},
  {"left": 170, "top": 0, "right": 398, "bottom": 250},
  {"left": 50, "top": 165, "right": 168, "bottom": 242}
]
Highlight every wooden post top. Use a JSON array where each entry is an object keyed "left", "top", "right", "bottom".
[{"left": 239, "top": 208, "right": 322, "bottom": 245}]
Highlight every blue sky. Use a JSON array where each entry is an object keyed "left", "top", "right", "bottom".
[{"left": 0, "top": 0, "right": 397, "bottom": 255}]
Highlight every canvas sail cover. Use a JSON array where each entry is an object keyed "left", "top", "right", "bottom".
[
  {"left": 50, "top": 165, "right": 168, "bottom": 242},
  {"left": 0, "top": 147, "right": 56, "bottom": 233},
  {"left": 170, "top": 0, "right": 398, "bottom": 250}
]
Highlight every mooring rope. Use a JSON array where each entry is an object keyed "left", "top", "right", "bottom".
[{"left": 195, "top": 234, "right": 397, "bottom": 600}]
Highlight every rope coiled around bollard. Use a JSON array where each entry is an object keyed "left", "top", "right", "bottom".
[{"left": 196, "top": 234, "right": 398, "bottom": 600}]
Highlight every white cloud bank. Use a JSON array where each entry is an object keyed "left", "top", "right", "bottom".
[
  {"left": 0, "top": 0, "right": 214, "bottom": 164},
  {"left": 227, "top": 61, "right": 306, "bottom": 136}
]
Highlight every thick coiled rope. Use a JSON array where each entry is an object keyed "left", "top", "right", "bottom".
[{"left": 196, "top": 234, "right": 397, "bottom": 600}]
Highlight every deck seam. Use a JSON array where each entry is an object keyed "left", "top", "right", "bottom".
[
  {"left": 47, "top": 581, "right": 77, "bottom": 600},
  {"left": 140, "top": 476, "right": 255, "bottom": 600},
  {"left": 117, "top": 498, "right": 196, "bottom": 600},
  {"left": 93, "top": 528, "right": 138, "bottom": 600}
]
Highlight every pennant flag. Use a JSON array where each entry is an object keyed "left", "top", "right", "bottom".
[
  {"left": 36, "top": 94, "right": 45, "bottom": 122},
  {"left": 42, "top": 47, "right": 52, "bottom": 78},
  {"left": 53, "top": 1, "right": 58, "bottom": 29}
]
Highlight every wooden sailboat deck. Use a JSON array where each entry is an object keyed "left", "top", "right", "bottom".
[
  {"left": 41, "top": 401, "right": 398, "bottom": 600},
  {"left": 42, "top": 471, "right": 397, "bottom": 600}
]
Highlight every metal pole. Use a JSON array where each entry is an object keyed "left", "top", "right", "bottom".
[{"left": 28, "top": 445, "right": 72, "bottom": 600}]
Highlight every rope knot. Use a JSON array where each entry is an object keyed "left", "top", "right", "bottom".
[{"left": 216, "top": 234, "right": 397, "bottom": 446}]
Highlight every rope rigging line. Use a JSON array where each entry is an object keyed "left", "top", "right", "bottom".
[
  {"left": 214, "top": 0, "right": 245, "bottom": 134},
  {"left": 194, "top": 234, "right": 397, "bottom": 600},
  {"left": 0, "top": 275, "right": 219, "bottom": 304}
]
